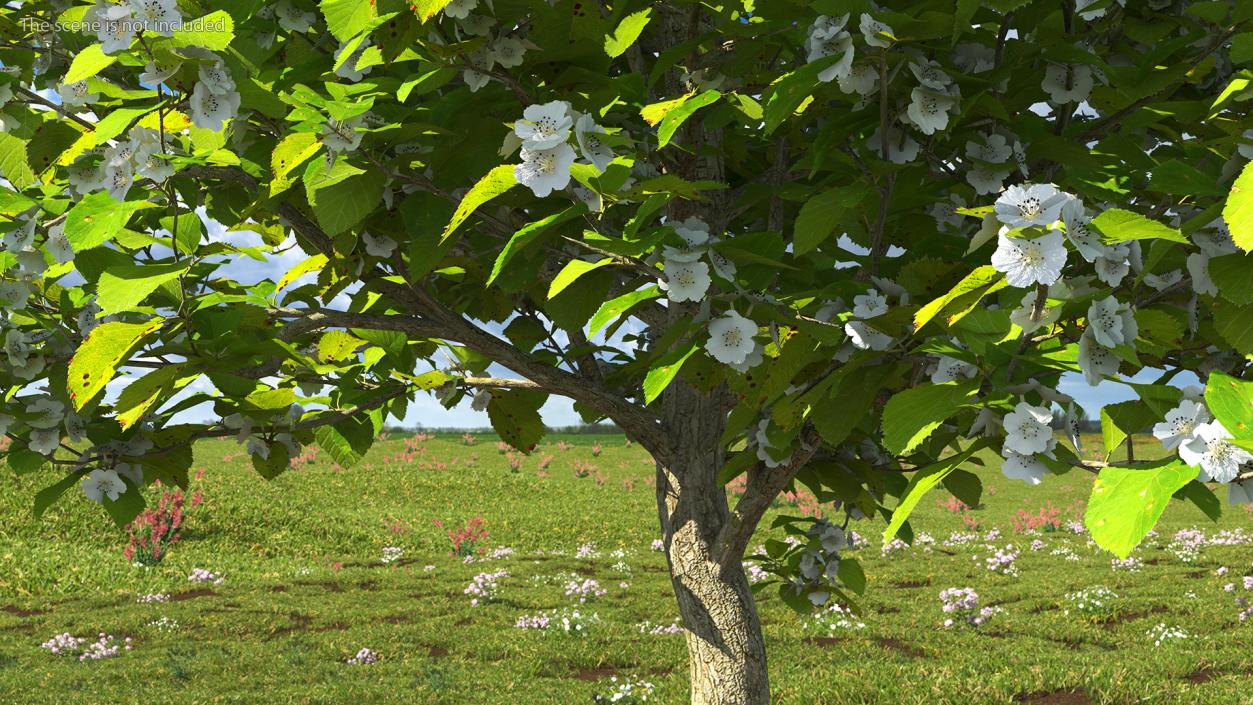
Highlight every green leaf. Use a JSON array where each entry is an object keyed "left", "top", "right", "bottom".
[
  {"left": 487, "top": 391, "right": 545, "bottom": 452},
  {"left": 1225, "top": 160, "right": 1253, "bottom": 252},
  {"left": 320, "top": 0, "right": 376, "bottom": 41},
  {"left": 793, "top": 185, "right": 865, "bottom": 255},
  {"left": 411, "top": 0, "right": 452, "bottom": 22},
  {"left": 318, "top": 330, "right": 364, "bottom": 363},
  {"left": 605, "top": 8, "right": 652, "bottom": 58},
  {"left": 548, "top": 258, "right": 614, "bottom": 300},
  {"left": 881, "top": 381, "right": 979, "bottom": 455},
  {"left": 64, "top": 44, "right": 117, "bottom": 83},
  {"left": 1205, "top": 371, "right": 1253, "bottom": 440},
  {"left": 68, "top": 319, "right": 163, "bottom": 411},
  {"left": 96, "top": 262, "right": 188, "bottom": 315},
  {"left": 1174, "top": 480, "right": 1222, "bottom": 523},
  {"left": 487, "top": 207, "right": 581, "bottom": 286},
  {"left": 1091, "top": 208, "right": 1188, "bottom": 245},
  {"left": 643, "top": 340, "right": 700, "bottom": 405},
  {"left": 0, "top": 188, "right": 36, "bottom": 216},
  {"left": 169, "top": 11, "right": 236, "bottom": 51},
  {"left": 1213, "top": 301, "right": 1253, "bottom": 355},
  {"left": 34, "top": 472, "right": 86, "bottom": 519},
  {"left": 251, "top": 443, "right": 292, "bottom": 479},
  {"left": 101, "top": 484, "right": 147, "bottom": 528},
  {"left": 65, "top": 192, "right": 154, "bottom": 251},
  {"left": 0, "top": 134, "right": 37, "bottom": 189},
  {"left": 1099, "top": 401, "right": 1159, "bottom": 457},
  {"left": 883, "top": 444, "right": 982, "bottom": 542},
  {"left": 114, "top": 363, "right": 200, "bottom": 430},
  {"left": 314, "top": 414, "right": 375, "bottom": 468},
  {"left": 656, "top": 89, "right": 720, "bottom": 149},
  {"left": 761, "top": 59, "right": 834, "bottom": 134},
  {"left": 1147, "top": 159, "right": 1223, "bottom": 197},
  {"left": 914, "top": 265, "right": 1005, "bottom": 330},
  {"left": 8, "top": 449, "right": 46, "bottom": 476},
  {"left": 271, "top": 132, "right": 323, "bottom": 196},
  {"left": 306, "top": 161, "right": 385, "bottom": 236},
  {"left": 589, "top": 286, "right": 660, "bottom": 336},
  {"left": 277, "top": 253, "right": 329, "bottom": 291},
  {"left": 1085, "top": 461, "right": 1198, "bottom": 559},
  {"left": 1209, "top": 253, "right": 1253, "bottom": 305},
  {"left": 443, "top": 165, "right": 516, "bottom": 244},
  {"left": 93, "top": 106, "right": 155, "bottom": 147}
]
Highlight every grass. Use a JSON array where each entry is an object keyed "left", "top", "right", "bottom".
[{"left": 1, "top": 431, "right": 1251, "bottom": 704}]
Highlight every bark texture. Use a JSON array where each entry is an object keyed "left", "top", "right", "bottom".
[{"left": 656, "top": 384, "right": 771, "bottom": 705}]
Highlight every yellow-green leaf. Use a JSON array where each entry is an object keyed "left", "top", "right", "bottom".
[
  {"left": 68, "top": 320, "right": 164, "bottom": 411},
  {"left": 443, "top": 165, "right": 516, "bottom": 243}
]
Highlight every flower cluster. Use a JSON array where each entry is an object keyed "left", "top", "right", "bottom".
[
  {"left": 124, "top": 488, "right": 203, "bottom": 565},
  {"left": 465, "top": 570, "right": 508, "bottom": 606},
  {"left": 564, "top": 578, "right": 607, "bottom": 603},
  {"left": 136, "top": 592, "right": 169, "bottom": 604},
  {"left": 1145, "top": 623, "right": 1190, "bottom": 647},
  {"left": 380, "top": 546, "right": 404, "bottom": 564},
  {"left": 188, "top": 568, "right": 224, "bottom": 584},
  {"left": 515, "top": 608, "right": 601, "bottom": 636},
  {"left": 1151, "top": 399, "right": 1253, "bottom": 490},
  {"left": 981, "top": 545, "right": 1020, "bottom": 577},
  {"left": 806, "top": 602, "right": 866, "bottom": 633},
  {"left": 346, "top": 647, "right": 379, "bottom": 665},
  {"left": 939, "top": 587, "right": 997, "bottom": 628},
  {"left": 221, "top": 404, "right": 305, "bottom": 465},
  {"left": 510, "top": 100, "right": 614, "bottom": 198},
  {"left": 41, "top": 632, "right": 131, "bottom": 661},
  {"left": 1064, "top": 586, "right": 1119, "bottom": 617},
  {"left": 593, "top": 677, "right": 655, "bottom": 705}
]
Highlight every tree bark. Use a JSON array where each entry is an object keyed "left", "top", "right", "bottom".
[{"left": 656, "top": 384, "right": 771, "bottom": 705}]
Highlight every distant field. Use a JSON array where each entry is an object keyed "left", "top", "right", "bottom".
[{"left": 1, "top": 432, "right": 1251, "bottom": 705}]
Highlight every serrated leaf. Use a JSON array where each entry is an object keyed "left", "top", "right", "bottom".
[
  {"left": 487, "top": 207, "right": 581, "bottom": 285},
  {"left": 1225, "top": 160, "right": 1253, "bottom": 252},
  {"left": 605, "top": 8, "right": 651, "bottom": 58},
  {"left": 314, "top": 414, "right": 375, "bottom": 468},
  {"left": 0, "top": 134, "right": 37, "bottom": 189},
  {"left": 271, "top": 132, "right": 323, "bottom": 196},
  {"left": 443, "top": 165, "right": 516, "bottom": 243},
  {"left": 34, "top": 472, "right": 86, "bottom": 519},
  {"left": 641, "top": 93, "right": 693, "bottom": 126},
  {"left": 656, "top": 89, "right": 720, "bottom": 148},
  {"left": 883, "top": 444, "right": 982, "bottom": 542},
  {"left": 1205, "top": 371, "right": 1253, "bottom": 440},
  {"left": 114, "top": 363, "right": 200, "bottom": 430},
  {"left": 306, "top": 161, "right": 385, "bottom": 236},
  {"left": 589, "top": 286, "right": 660, "bottom": 336},
  {"left": 169, "top": 11, "right": 236, "bottom": 50},
  {"left": 93, "top": 106, "right": 155, "bottom": 147},
  {"left": 318, "top": 330, "right": 364, "bottom": 363},
  {"left": 320, "top": 0, "right": 375, "bottom": 40},
  {"left": 64, "top": 44, "right": 117, "bottom": 83},
  {"left": 1209, "top": 253, "right": 1253, "bottom": 305},
  {"left": 68, "top": 320, "right": 163, "bottom": 411},
  {"left": 277, "top": 253, "right": 328, "bottom": 291},
  {"left": 794, "top": 185, "right": 865, "bottom": 255},
  {"left": 8, "top": 449, "right": 46, "bottom": 476},
  {"left": 486, "top": 391, "right": 545, "bottom": 452},
  {"left": 96, "top": 262, "right": 188, "bottom": 315},
  {"left": 65, "top": 191, "right": 155, "bottom": 251},
  {"left": 882, "top": 381, "right": 980, "bottom": 455},
  {"left": 1091, "top": 208, "right": 1188, "bottom": 245},
  {"left": 643, "top": 341, "right": 700, "bottom": 405},
  {"left": 1086, "top": 461, "right": 1197, "bottom": 559},
  {"left": 411, "top": 0, "right": 453, "bottom": 22},
  {"left": 548, "top": 258, "right": 613, "bottom": 300}
]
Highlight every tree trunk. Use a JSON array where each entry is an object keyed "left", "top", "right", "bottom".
[{"left": 657, "top": 384, "right": 771, "bottom": 704}]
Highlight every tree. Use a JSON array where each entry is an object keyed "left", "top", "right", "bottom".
[{"left": 2, "top": 0, "right": 1252, "bottom": 702}]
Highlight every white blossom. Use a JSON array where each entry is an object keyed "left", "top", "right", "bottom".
[
  {"left": 514, "top": 144, "right": 576, "bottom": 198},
  {"left": 274, "top": 0, "right": 316, "bottom": 32},
  {"left": 910, "top": 60, "right": 951, "bottom": 91},
  {"left": 1002, "top": 401, "right": 1054, "bottom": 455},
  {"left": 706, "top": 311, "right": 758, "bottom": 365},
  {"left": 1186, "top": 252, "right": 1217, "bottom": 296},
  {"left": 859, "top": 14, "right": 893, "bottom": 48},
  {"left": 189, "top": 83, "right": 241, "bottom": 131},
  {"left": 444, "top": 0, "right": 478, "bottom": 19},
  {"left": 1152, "top": 400, "right": 1210, "bottom": 451},
  {"left": 1077, "top": 329, "right": 1118, "bottom": 386},
  {"left": 29, "top": 428, "right": 60, "bottom": 455},
  {"left": 322, "top": 116, "right": 364, "bottom": 152},
  {"left": 806, "top": 16, "right": 854, "bottom": 83},
  {"left": 838, "top": 63, "right": 878, "bottom": 95},
  {"left": 866, "top": 126, "right": 919, "bottom": 164},
  {"left": 3, "top": 217, "right": 35, "bottom": 252},
  {"left": 1179, "top": 421, "right": 1251, "bottom": 484},
  {"left": 361, "top": 232, "right": 397, "bottom": 258},
  {"left": 1094, "top": 246, "right": 1130, "bottom": 287},
  {"left": 994, "top": 183, "right": 1068, "bottom": 228},
  {"left": 661, "top": 259, "right": 711, "bottom": 303},
  {"left": 844, "top": 320, "right": 892, "bottom": 351},
  {"left": 1061, "top": 402, "right": 1084, "bottom": 451},
  {"left": 852, "top": 289, "right": 888, "bottom": 319},
  {"left": 906, "top": 86, "right": 957, "bottom": 135},
  {"left": 490, "top": 37, "right": 527, "bottom": 68},
  {"left": 574, "top": 114, "right": 614, "bottom": 172},
  {"left": 82, "top": 469, "right": 127, "bottom": 503},
  {"left": 90, "top": 0, "right": 135, "bottom": 54},
  {"left": 1061, "top": 199, "right": 1104, "bottom": 262},
  {"left": 1143, "top": 269, "right": 1183, "bottom": 291},
  {"left": 1041, "top": 64, "right": 1094, "bottom": 104},
  {"left": 990, "top": 230, "right": 1067, "bottom": 287},
  {"left": 671, "top": 217, "right": 712, "bottom": 247},
  {"left": 57, "top": 81, "right": 98, "bottom": 107},
  {"left": 931, "top": 355, "right": 977, "bottom": 384},
  {"left": 1228, "top": 481, "right": 1253, "bottom": 505},
  {"left": 514, "top": 101, "right": 573, "bottom": 150},
  {"left": 127, "top": 0, "right": 182, "bottom": 37},
  {"left": 335, "top": 39, "right": 374, "bottom": 82},
  {"left": 197, "top": 59, "right": 236, "bottom": 95},
  {"left": 1085, "top": 296, "right": 1137, "bottom": 349},
  {"left": 1001, "top": 447, "right": 1050, "bottom": 485}
]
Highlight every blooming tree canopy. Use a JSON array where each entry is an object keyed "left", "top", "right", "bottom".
[{"left": 2, "top": 0, "right": 1253, "bottom": 702}]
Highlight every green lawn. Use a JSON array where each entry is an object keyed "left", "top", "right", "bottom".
[{"left": 1, "top": 432, "right": 1251, "bottom": 704}]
